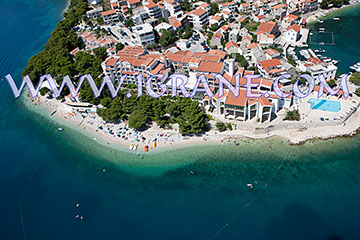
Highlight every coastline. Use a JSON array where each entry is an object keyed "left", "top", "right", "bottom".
[
  {"left": 306, "top": 1, "right": 360, "bottom": 25},
  {"left": 19, "top": 1, "right": 360, "bottom": 153},
  {"left": 23, "top": 93, "right": 360, "bottom": 154}
]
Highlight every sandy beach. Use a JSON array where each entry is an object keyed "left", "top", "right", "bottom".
[
  {"left": 19, "top": 1, "right": 360, "bottom": 153},
  {"left": 23, "top": 88, "right": 360, "bottom": 153}
]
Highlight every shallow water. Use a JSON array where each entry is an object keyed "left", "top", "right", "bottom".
[{"left": 1, "top": 1, "right": 360, "bottom": 240}]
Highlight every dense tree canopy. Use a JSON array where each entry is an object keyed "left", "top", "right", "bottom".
[
  {"left": 22, "top": 0, "right": 88, "bottom": 84},
  {"left": 350, "top": 73, "right": 360, "bottom": 85},
  {"left": 98, "top": 95, "right": 209, "bottom": 134},
  {"left": 215, "top": 121, "right": 227, "bottom": 132},
  {"left": 159, "top": 29, "right": 176, "bottom": 47},
  {"left": 129, "top": 110, "right": 148, "bottom": 129},
  {"left": 234, "top": 53, "right": 249, "bottom": 68},
  {"left": 320, "top": 0, "right": 349, "bottom": 9}
]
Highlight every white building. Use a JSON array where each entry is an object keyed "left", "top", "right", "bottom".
[
  {"left": 86, "top": 7, "right": 103, "bottom": 20},
  {"left": 285, "top": 24, "right": 300, "bottom": 43},
  {"left": 132, "top": 23, "right": 155, "bottom": 46},
  {"left": 144, "top": 1, "right": 161, "bottom": 18},
  {"left": 187, "top": 7, "right": 209, "bottom": 29},
  {"left": 163, "top": 0, "right": 182, "bottom": 15},
  {"left": 299, "top": 58, "right": 338, "bottom": 83},
  {"left": 87, "top": 0, "right": 101, "bottom": 5},
  {"left": 101, "top": 9, "right": 120, "bottom": 24}
]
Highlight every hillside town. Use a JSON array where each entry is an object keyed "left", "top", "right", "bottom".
[{"left": 30, "top": 0, "right": 360, "bottom": 149}]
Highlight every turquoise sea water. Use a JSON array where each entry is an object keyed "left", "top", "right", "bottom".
[
  {"left": 1, "top": 1, "right": 360, "bottom": 240},
  {"left": 308, "top": 4, "right": 360, "bottom": 74}
]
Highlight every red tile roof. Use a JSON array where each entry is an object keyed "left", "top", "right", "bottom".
[
  {"left": 225, "top": 41, "right": 239, "bottom": 49},
  {"left": 101, "top": 9, "right": 117, "bottom": 16},
  {"left": 197, "top": 61, "right": 223, "bottom": 73},
  {"left": 257, "top": 21, "right": 276, "bottom": 33},
  {"left": 287, "top": 24, "right": 300, "bottom": 33}
]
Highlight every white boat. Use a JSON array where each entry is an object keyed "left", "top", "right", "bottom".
[
  {"left": 310, "top": 32, "right": 313, "bottom": 35},
  {"left": 319, "top": 27, "right": 325, "bottom": 31},
  {"left": 129, "top": 144, "right": 134, "bottom": 150},
  {"left": 333, "top": 17, "right": 340, "bottom": 21},
  {"left": 323, "top": 58, "right": 332, "bottom": 63},
  {"left": 350, "top": 66, "right": 357, "bottom": 71},
  {"left": 319, "top": 42, "right": 325, "bottom": 45},
  {"left": 350, "top": 65, "right": 360, "bottom": 72},
  {"left": 318, "top": 19, "right": 324, "bottom": 23},
  {"left": 58, "top": 128, "right": 64, "bottom": 131},
  {"left": 332, "top": 60, "right": 339, "bottom": 65}
]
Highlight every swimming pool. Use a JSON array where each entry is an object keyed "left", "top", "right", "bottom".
[{"left": 307, "top": 98, "right": 341, "bottom": 112}]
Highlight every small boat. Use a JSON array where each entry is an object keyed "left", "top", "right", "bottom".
[
  {"left": 310, "top": 32, "right": 313, "bottom": 36},
  {"left": 319, "top": 42, "right": 325, "bottom": 45},
  {"left": 332, "top": 60, "right": 339, "bottom": 65},
  {"left": 350, "top": 66, "right": 357, "bottom": 71},
  {"left": 318, "top": 19, "right": 324, "bottom": 23},
  {"left": 58, "top": 128, "right": 64, "bottom": 131},
  {"left": 153, "top": 142, "right": 157, "bottom": 148},
  {"left": 133, "top": 144, "right": 138, "bottom": 151},
  {"left": 247, "top": 183, "right": 254, "bottom": 189},
  {"left": 144, "top": 145, "right": 149, "bottom": 152},
  {"left": 333, "top": 17, "right": 340, "bottom": 21},
  {"left": 319, "top": 27, "right": 325, "bottom": 31},
  {"left": 129, "top": 144, "right": 134, "bottom": 150},
  {"left": 76, "top": 203, "right": 80, "bottom": 208}
]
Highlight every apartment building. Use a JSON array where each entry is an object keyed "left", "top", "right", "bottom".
[
  {"left": 101, "top": 9, "right": 120, "bottom": 24},
  {"left": 187, "top": 7, "right": 209, "bottom": 29},
  {"left": 86, "top": 7, "right": 103, "bottom": 20},
  {"left": 299, "top": 57, "right": 337, "bottom": 83},
  {"left": 132, "top": 23, "right": 156, "bottom": 47},
  {"left": 144, "top": 0, "right": 161, "bottom": 18}
]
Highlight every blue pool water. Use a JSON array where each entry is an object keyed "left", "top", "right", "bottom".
[{"left": 307, "top": 98, "right": 341, "bottom": 112}]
